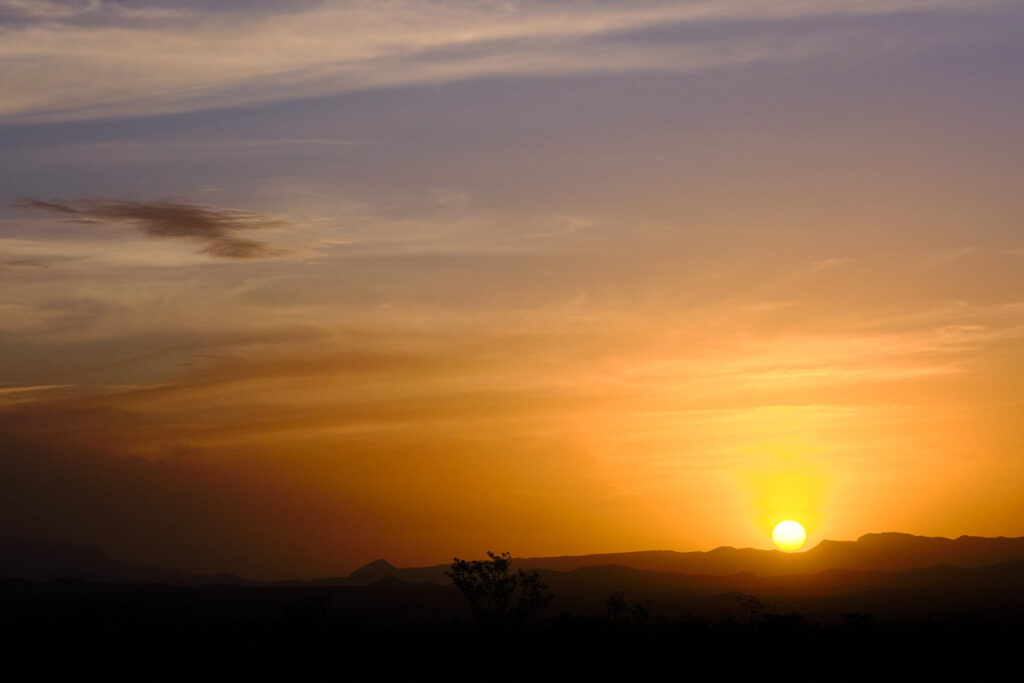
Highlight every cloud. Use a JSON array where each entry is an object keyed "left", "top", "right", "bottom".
[
  {"left": 0, "top": 0, "right": 183, "bottom": 21},
  {"left": 0, "top": 0, "right": 99, "bottom": 19},
  {"left": 0, "top": 0, "right": 1007, "bottom": 122},
  {"left": 0, "top": 257, "right": 48, "bottom": 271},
  {"left": 16, "top": 197, "right": 288, "bottom": 259}
]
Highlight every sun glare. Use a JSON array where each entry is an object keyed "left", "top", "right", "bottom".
[{"left": 772, "top": 520, "right": 807, "bottom": 551}]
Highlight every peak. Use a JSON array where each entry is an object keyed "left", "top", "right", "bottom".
[
  {"left": 360, "top": 559, "right": 396, "bottom": 570},
  {"left": 856, "top": 532, "right": 920, "bottom": 542},
  {"left": 348, "top": 558, "right": 398, "bottom": 582}
]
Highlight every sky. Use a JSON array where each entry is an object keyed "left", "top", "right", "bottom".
[{"left": 1, "top": 0, "right": 1023, "bottom": 580}]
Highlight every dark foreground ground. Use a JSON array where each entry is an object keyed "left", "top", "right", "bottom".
[{"left": 4, "top": 578, "right": 1022, "bottom": 677}]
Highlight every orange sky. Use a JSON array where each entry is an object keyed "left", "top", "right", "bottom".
[{"left": 1, "top": 0, "right": 1023, "bottom": 579}]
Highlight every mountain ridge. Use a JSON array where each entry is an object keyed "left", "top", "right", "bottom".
[
  {"left": 343, "top": 532, "right": 1024, "bottom": 585},
  {"left": 0, "top": 536, "right": 253, "bottom": 586},
  {"left": 4, "top": 532, "right": 1023, "bottom": 587}
]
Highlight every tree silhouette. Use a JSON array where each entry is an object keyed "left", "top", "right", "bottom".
[
  {"left": 606, "top": 591, "right": 652, "bottom": 626},
  {"left": 446, "top": 551, "right": 553, "bottom": 628}
]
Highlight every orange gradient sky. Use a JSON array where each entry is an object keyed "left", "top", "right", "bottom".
[{"left": 1, "top": 0, "right": 1023, "bottom": 579}]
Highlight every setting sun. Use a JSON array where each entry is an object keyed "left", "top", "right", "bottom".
[{"left": 772, "top": 521, "right": 807, "bottom": 551}]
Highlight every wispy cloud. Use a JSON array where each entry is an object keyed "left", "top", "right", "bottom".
[
  {"left": 0, "top": 0, "right": 1006, "bottom": 121},
  {"left": 0, "top": 0, "right": 99, "bottom": 19},
  {"left": 0, "top": 0, "right": 184, "bottom": 20},
  {"left": 0, "top": 257, "right": 48, "bottom": 270},
  {"left": 25, "top": 138, "right": 375, "bottom": 166},
  {"left": 0, "top": 383, "right": 70, "bottom": 394},
  {"left": 15, "top": 197, "right": 289, "bottom": 259}
]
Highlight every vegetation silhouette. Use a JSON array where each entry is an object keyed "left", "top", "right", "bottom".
[
  {"left": 736, "top": 593, "right": 764, "bottom": 622},
  {"left": 4, "top": 534, "right": 1023, "bottom": 667},
  {"left": 446, "top": 551, "right": 553, "bottom": 628},
  {"left": 605, "top": 591, "right": 652, "bottom": 627}
]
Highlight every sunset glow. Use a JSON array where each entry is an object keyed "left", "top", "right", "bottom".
[{"left": 1, "top": 1, "right": 1023, "bottom": 580}]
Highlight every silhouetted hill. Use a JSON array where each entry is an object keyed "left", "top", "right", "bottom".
[
  {"left": 337, "top": 559, "right": 448, "bottom": 585},
  {"left": 0, "top": 537, "right": 251, "bottom": 586},
  {"left": 345, "top": 558, "right": 400, "bottom": 583},
  {"left": 4, "top": 532, "right": 1024, "bottom": 652},
  {"left": 334, "top": 533, "right": 1024, "bottom": 586},
  {"left": 515, "top": 533, "right": 1024, "bottom": 576},
  {"left": 3, "top": 560, "right": 1022, "bottom": 628},
  {"left": 798, "top": 533, "right": 1024, "bottom": 573},
  {"left": 7, "top": 532, "right": 1024, "bottom": 590}
]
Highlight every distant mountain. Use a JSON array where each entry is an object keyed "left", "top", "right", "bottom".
[
  {"left": 514, "top": 532, "right": 1024, "bottom": 576},
  {"left": 297, "top": 559, "right": 403, "bottom": 587},
  {"left": 341, "top": 533, "right": 1024, "bottom": 585},
  {"left": 0, "top": 537, "right": 251, "bottom": 586},
  {"left": 4, "top": 558, "right": 1022, "bottom": 624},
  {"left": 6, "top": 532, "right": 1023, "bottom": 589},
  {"left": 797, "top": 533, "right": 1024, "bottom": 573},
  {"left": 4, "top": 533, "right": 1024, "bottom": 634},
  {"left": 334, "top": 561, "right": 449, "bottom": 586}
]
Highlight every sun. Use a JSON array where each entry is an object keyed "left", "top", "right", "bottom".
[{"left": 772, "top": 520, "right": 807, "bottom": 551}]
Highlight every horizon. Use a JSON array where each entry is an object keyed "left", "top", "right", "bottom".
[
  {"left": 8, "top": 528, "right": 1023, "bottom": 581},
  {"left": 2, "top": 1, "right": 1024, "bottom": 581}
]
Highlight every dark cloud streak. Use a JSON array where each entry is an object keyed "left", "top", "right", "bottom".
[
  {"left": 16, "top": 197, "right": 288, "bottom": 259},
  {"left": 0, "top": 258, "right": 48, "bottom": 272}
]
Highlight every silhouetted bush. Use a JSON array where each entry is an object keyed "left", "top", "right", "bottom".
[
  {"left": 446, "top": 551, "right": 553, "bottom": 628},
  {"left": 606, "top": 591, "right": 652, "bottom": 627}
]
